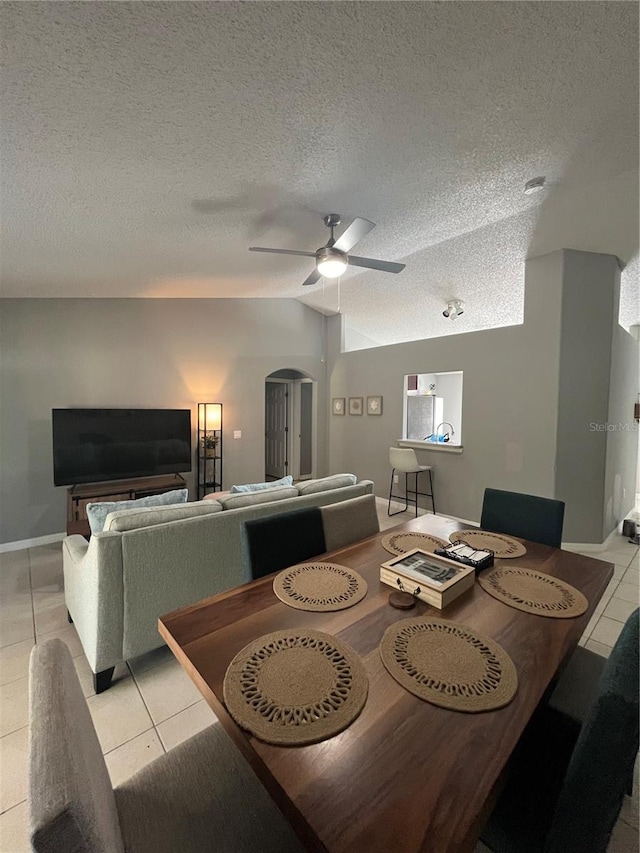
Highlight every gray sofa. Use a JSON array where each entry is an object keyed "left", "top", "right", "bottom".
[{"left": 63, "top": 475, "right": 374, "bottom": 691}]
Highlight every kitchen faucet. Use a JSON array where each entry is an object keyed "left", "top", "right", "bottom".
[{"left": 434, "top": 422, "right": 455, "bottom": 442}]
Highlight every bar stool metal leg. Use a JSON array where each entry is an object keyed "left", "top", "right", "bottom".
[
  {"left": 428, "top": 469, "right": 435, "bottom": 514},
  {"left": 388, "top": 468, "right": 410, "bottom": 516},
  {"left": 412, "top": 471, "right": 418, "bottom": 517}
]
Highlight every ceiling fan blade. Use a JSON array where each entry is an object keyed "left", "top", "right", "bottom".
[
  {"left": 348, "top": 255, "right": 406, "bottom": 274},
  {"left": 332, "top": 217, "right": 375, "bottom": 252},
  {"left": 301, "top": 269, "right": 322, "bottom": 287},
  {"left": 249, "top": 247, "right": 316, "bottom": 258}
]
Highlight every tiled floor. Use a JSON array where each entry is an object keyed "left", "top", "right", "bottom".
[{"left": 0, "top": 506, "right": 638, "bottom": 852}]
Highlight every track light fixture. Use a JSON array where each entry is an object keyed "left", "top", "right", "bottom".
[{"left": 443, "top": 300, "right": 464, "bottom": 320}]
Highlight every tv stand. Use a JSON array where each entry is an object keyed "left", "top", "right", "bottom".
[{"left": 66, "top": 474, "right": 187, "bottom": 538}]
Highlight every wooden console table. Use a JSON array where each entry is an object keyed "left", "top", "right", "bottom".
[{"left": 66, "top": 474, "right": 187, "bottom": 537}]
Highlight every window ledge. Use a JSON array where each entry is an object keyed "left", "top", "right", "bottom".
[{"left": 398, "top": 439, "right": 464, "bottom": 454}]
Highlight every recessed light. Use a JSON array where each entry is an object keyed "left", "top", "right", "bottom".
[{"left": 524, "top": 176, "right": 546, "bottom": 195}]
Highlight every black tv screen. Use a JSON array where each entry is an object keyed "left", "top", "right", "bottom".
[{"left": 52, "top": 408, "right": 192, "bottom": 486}]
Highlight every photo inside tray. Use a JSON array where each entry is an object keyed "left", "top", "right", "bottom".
[{"left": 394, "top": 554, "right": 460, "bottom": 585}]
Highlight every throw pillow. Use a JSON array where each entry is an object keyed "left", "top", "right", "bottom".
[
  {"left": 230, "top": 475, "right": 293, "bottom": 493},
  {"left": 86, "top": 488, "right": 188, "bottom": 534}
]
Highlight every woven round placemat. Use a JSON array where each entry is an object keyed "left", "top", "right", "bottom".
[
  {"left": 379, "top": 618, "right": 518, "bottom": 713},
  {"left": 478, "top": 566, "right": 588, "bottom": 618},
  {"left": 449, "top": 530, "right": 527, "bottom": 558},
  {"left": 273, "top": 562, "right": 367, "bottom": 612},
  {"left": 381, "top": 531, "right": 449, "bottom": 556},
  {"left": 223, "top": 629, "right": 368, "bottom": 745}
]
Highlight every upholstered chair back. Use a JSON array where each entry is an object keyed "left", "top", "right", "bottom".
[
  {"left": 320, "top": 494, "right": 380, "bottom": 552},
  {"left": 389, "top": 447, "right": 421, "bottom": 473},
  {"left": 29, "top": 639, "right": 125, "bottom": 853}
]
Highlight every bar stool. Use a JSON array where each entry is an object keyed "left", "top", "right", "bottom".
[{"left": 387, "top": 447, "right": 435, "bottom": 517}]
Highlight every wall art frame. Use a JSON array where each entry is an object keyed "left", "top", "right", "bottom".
[{"left": 367, "top": 396, "right": 383, "bottom": 415}]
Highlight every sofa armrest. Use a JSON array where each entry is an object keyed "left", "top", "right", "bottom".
[
  {"left": 63, "top": 534, "right": 90, "bottom": 565},
  {"left": 63, "top": 532, "right": 125, "bottom": 674}
]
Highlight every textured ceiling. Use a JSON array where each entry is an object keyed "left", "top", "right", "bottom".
[{"left": 1, "top": 1, "right": 638, "bottom": 345}]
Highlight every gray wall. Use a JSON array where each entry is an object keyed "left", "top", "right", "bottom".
[
  {"left": 329, "top": 252, "right": 564, "bottom": 525},
  {"left": 330, "top": 249, "right": 637, "bottom": 543},
  {"left": 554, "top": 251, "right": 620, "bottom": 541},
  {"left": 0, "top": 298, "right": 327, "bottom": 543},
  {"left": 604, "top": 289, "right": 639, "bottom": 538}
]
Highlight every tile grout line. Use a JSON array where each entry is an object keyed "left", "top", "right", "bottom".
[
  {"left": 0, "top": 671, "right": 30, "bottom": 689},
  {"left": 128, "top": 660, "right": 205, "bottom": 731},
  {"left": 127, "top": 662, "right": 168, "bottom": 738},
  {"left": 0, "top": 711, "right": 30, "bottom": 740},
  {"left": 0, "top": 797, "right": 27, "bottom": 818},
  {"left": 101, "top": 724, "right": 157, "bottom": 757},
  {"left": 154, "top": 697, "right": 206, "bottom": 731}
]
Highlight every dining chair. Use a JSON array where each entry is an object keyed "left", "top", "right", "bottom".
[
  {"left": 28, "top": 639, "right": 305, "bottom": 853},
  {"left": 480, "top": 608, "right": 639, "bottom": 853},
  {"left": 480, "top": 487, "right": 565, "bottom": 548},
  {"left": 387, "top": 447, "right": 435, "bottom": 517},
  {"left": 320, "top": 493, "right": 380, "bottom": 551},
  {"left": 241, "top": 506, "right": 326, "bottom": 579}
]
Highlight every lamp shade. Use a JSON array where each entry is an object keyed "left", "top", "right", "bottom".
[{"left": 198, "top": 403, "right": 222, "bottom": 431}]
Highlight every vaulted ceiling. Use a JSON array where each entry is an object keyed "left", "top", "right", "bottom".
[{"left": 1, "top": 2, "right": 638, "bottom": 346}]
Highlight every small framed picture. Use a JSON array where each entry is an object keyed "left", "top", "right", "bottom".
[
  {"left": 367, "top": 395, "right": 383, "bottom": 415},
  {"left": 332, "top": 397, "right": 345, "bottom": 416},
  {"left": 348, "top": 397, "right": 363, "bottom": 416}
]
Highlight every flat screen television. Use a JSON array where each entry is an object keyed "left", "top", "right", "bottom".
[{"left": 52, "top": 408, "right": 191, "bottom": 486}]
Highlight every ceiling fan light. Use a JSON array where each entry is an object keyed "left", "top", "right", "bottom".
[{"left": 316, "top": 247, "right": 348, "bottom": 278}]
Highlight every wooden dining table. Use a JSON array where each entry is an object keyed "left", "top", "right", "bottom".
[{"left": 158, "top": 512, "right": 613, "bottom": 853}]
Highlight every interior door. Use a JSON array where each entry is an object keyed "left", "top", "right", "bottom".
[
  {"left": 298, "top": 381, "right": 313, "bottom": 478},
  {"left": 265, "top": 381, "right": 288, "bottom": 479}
]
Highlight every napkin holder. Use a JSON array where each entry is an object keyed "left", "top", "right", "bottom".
[{"left": 433, "top": 542, "right": 494, "bottom": 573}]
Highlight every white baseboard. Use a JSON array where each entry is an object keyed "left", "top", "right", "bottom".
[
  {"left": 0, "top": 532, "right": 65, "bottom": 554},
  {"left": 562, "top": 524, "right": 627, "bottom": 553}
]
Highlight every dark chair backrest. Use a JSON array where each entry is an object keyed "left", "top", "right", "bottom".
[
  {"left": 544, "top": 608, "right": 639, "bottom": 853},
  {"left": 481, "top": 488, "right": 565, "bottom": 548},
  {"left": 241, "top": 506, "right": 326, "bottom": 579}
]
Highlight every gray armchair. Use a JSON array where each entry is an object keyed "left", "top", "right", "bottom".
[{"left": 29, "top": 639, "right": 305, "bottom": 853}]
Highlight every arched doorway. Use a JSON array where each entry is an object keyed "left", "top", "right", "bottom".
[{"left": 265, "top": 370, "right": 316, "bottom": 482}]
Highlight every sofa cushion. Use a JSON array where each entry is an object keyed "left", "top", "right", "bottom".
[
  {"left": 230, "top": 475, "right": 293, "bottom": 493},
  {"left": 103, "top": 499, "right": 223, "bottom": 533},
  {"left": 86, "top": 489, "right": 188, "bottom": 534},
  {"left": 218, "top": 485, "right": 298, "bottom": 511},
  {"left": 296, "top": 474, "right": 357, "bottom": 496}
]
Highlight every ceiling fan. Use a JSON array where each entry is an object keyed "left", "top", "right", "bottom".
[{"left": 249, "top": 213, "right": 406, "bottom": 286}]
